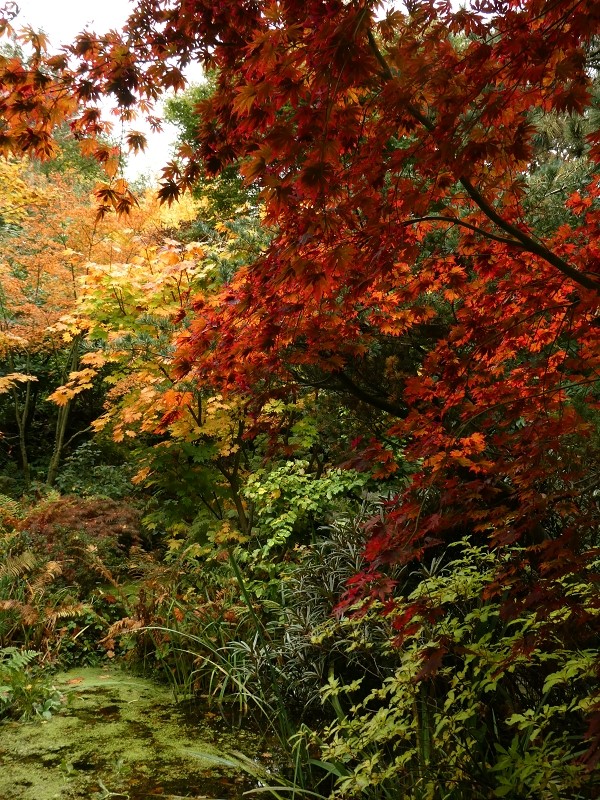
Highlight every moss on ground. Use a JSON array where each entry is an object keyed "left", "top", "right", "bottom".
[{"left": 0, "top": 666, "right": 262, "bottom": 799}]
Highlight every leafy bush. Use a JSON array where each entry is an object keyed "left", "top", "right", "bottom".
[
  {"left": 249, "top": 508, "right": 402, "bottom": 716},
  {"left": 245, "top": 461, "right": 369, "bottom": 559},
  {"left": 316, "top": 540, "right": 600, "bottom": 799},
  {"left": 55, "top": 441, "right": 133, "bottom": 499},
  {"left": 103, "top": 550, "right": 245, "bottom": 691},
  {"left": 0, "top": 496, "right": 139, "bottom": 660},
  {"left": 19, "top": 495, "right": 144, "bottom": 585},
  {"left": 0, "top": 647, "right": 63, "bottom": 720}
]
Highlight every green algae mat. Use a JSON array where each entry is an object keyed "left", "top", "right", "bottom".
[{"left": 0, "top": 667, "right": 264, "bottom": 799}]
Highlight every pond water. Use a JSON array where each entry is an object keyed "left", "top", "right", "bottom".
[{"left": 0, "top": 666, "right": 270, "bottom": 799}]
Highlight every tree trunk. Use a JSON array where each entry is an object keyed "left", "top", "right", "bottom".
[
  {"left": 12, "top": 354, "right": 32, "bottom": 489},
  {"left": 46, "top": 336, "right": 81, "bottom": 486},
  {"left": 14, "top": 386, "right": 31, "bottom": 489}
]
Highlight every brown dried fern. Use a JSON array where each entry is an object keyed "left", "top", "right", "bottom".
[
  {"left": 29, "top": 560, "right": 63, "bottom": 598},
  {"left": 0, "top": 599, "right": 40, "bottom": 625},
  {"left": 104, "top": 616, "right": 144, "bottom": 641},
  {"left": 0, "top": 550, "right": 37, "bottom": 579},
  {"left": 44, "top": 603, "right": 90, "bottom": 630},
  {"left": 80, "top": 551, "right": 119, "bottom": 588}
]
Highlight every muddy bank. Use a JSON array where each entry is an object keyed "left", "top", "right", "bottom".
[{"left": 0, "top": 666, "right": 268, "bottom": 799}]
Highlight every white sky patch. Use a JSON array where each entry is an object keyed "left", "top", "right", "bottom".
[
  {"left": 13, "top": 0, "right": 202, "bottom": 182},
  {"left": 14, "top": 0, "right": 133, "bottom": 46}
]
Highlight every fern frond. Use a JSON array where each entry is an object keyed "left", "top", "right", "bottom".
[
  {"left": 0, "top": 494, "right": 24, "bottom": 522},
  {"left": 83, "top": 553, "right": 119, "bottom": 587},
  {"left": 0, "top": 646, "right": 39, "bottom": 671},
  {"left": 45, "top": 603, "right": 89, "bottom": 629},
  {"left": 0, "top": 551, "right": 37, "bottom": 579},
  {"left": 104, "top": 616, "right": 143, "bottom": 640},
  {"left": 67, "top": 545, "right": 119, "bottom": 588},
  {"left": 0, "top": 599, "right": 40, "bottom": 626},
  {"left": 30, "top": 560, "right": 63, "bottom": 597}
]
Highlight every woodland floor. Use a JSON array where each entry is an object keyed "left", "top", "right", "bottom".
[{"left": 0, "top": 666, "right": 268, "bottom": 800}]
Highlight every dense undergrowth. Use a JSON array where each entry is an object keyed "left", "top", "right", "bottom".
[{"left": 1, "top": 478, "right": 598, "bottom": 799}]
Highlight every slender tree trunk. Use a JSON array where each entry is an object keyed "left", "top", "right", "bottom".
[
  {"left": 216, "top": 423, "right": 254, "bottom": 535},
  {"left": 13, "top": 383, "right": 31, "bottom": 489},
  {"left": 11, "top": 354, "right": 32, "bottom": 489},
  {"left": 46, "top": 336, "right": 81, "bottom": 486}
]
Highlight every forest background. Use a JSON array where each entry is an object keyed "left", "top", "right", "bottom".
[{"left": 0, "top": 1, "right": 600, "bottom": 798}]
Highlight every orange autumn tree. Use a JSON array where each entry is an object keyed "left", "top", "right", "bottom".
[
  {"left": 1, "top": 0, "right": 598, "bottom": 631},
  {"left": 0, "top": 159, "right": 92, "bottom": 485},
  {"left": 0, "top": 158, "right": 149, "bottom": 486},
  {"left": 55, "top": 0, "right": 598, "bottom": 600},
  {"left": 49, "top": 192, "right": 262, "bottom": 539}
]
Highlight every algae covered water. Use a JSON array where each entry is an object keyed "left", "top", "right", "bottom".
[{"left": 0, "top": 666, "right": 266, "bottom": 799}]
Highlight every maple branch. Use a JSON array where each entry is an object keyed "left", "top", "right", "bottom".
[
  {"left": 289, "top": 365, "right": 407, "bottom": 416},
  {"left": 195, "top": 491, "right": 223, "bottom": 521},
  {"left": 366, "top": 29, "right": 600, "bottom": 294},
  {"left": 334, "top": 370, "right": 407, "bottom": 418},
  {"left": 366, "top": 29, "right": 433, "bottom": 132},
  {"left": 62, "top": 425, "right": 93, "bottom": 451},
  {"left": 457, "top": 177, "right": 600, "bottom": 292},
  {"left": 400, "top": 216, "right": 525, "bottom": 247}
]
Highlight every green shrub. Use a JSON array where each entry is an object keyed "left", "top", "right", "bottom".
[
  {"left": 253, "top": 508, "right": 401, "bottom": 716},
  {"left": 0, "top": 647, "right": 64, "bottom": 721},
  {"left": 55, "top": 442, "right": 133, "bottom": 500},
  {"left": 244, "top": 460, "right": 369, "bottom": 559},
  {"left": 316, "top": 540, "right": 600, "bottom": 799}
]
